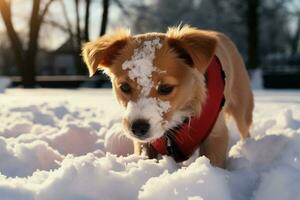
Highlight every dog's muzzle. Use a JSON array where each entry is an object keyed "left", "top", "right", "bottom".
[{"left": 131, "top": 119, "right": 150, "bottom": 138}]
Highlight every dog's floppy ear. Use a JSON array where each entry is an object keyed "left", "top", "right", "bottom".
[
  {"left": 82, "top": 29, "right": 131, "bottom": 77},
  {"left": 166, "top": 25, "right": 218, "bottom": 72}
]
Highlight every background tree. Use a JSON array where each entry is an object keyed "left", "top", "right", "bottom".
[
  {"left": 247, "top": 0, "right": 259, "bottom": 69},
  {"left": 286, "top": 0, "right": 300, "bottom": 56},
  {"left": 53, "top": 0, "right": 110, "bottom": 74},
  {"left": 100, "top": 0, "right": 109, "bottom": 36},
  {"left": 84, "top": 0, "right": 91, "bottom": 42},
  {"left": 1, "top": 0, "right": 298, "bottom": 83},
  {"left": 0, "top": 0, "right": 56, "bottom": 88},
  {"left": 291, "top": 15, "right": 300, "bottom": 56},
  {"left": 128, "top": 0, "right": 296, "bottom": 70}
]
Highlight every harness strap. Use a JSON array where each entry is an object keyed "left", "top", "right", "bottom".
[{"left": 150, "top": 56, "right": 225, "bottom": 162}]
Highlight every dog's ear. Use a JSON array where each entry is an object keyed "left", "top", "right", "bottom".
[
  {"left": 82, "top": 29, "right": 131, "bottom": 77},
  {"left": 166, "top": 25, "right": 218, "bottom": 72}
]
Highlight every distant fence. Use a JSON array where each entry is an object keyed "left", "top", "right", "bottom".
[
  {"left": 262, "top": 55, "right": 300, "bottom": 89},
  {"left": 10, "top": 75, "right": 111, "bottom": 88}
]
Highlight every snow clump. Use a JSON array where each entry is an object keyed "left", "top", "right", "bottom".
[{"left": 122, "top": 38, "right": 162, "bottom": 96}]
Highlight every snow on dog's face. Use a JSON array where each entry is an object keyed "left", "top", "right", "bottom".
[{"left": 82, "top": 26, "right": 217, "bottom": 143}]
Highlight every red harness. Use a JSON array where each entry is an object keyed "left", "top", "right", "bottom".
[{"left": 150, "top": 56, "right": 225, "bottom": 162}]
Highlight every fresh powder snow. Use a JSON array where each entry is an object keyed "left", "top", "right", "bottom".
[
  {"left": 0, "top": 88, "right": 299, "bottom": 200},
  {"left": 124, "top": 97, "right": 170, "bottom": 140},
  {"left": 122, "top": 38, "right": 162, "bottom": 96}
]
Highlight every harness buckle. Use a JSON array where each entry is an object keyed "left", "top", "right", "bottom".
[{"left": 165, "top": 135, "right": 189, "bottom": 162}]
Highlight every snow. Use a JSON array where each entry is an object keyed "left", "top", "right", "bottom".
[
  {"left": 122, "top": 38, "right": 162, "bottom": 96},
  {"left": 0, "top": 88, "right": 299, "bottom": 200},
  {"left": 120, "top": 38, "right": 171, "bottom": 141},
  {"left": 124, "top": 97, "right": 170, "bottom": 141},
  {"left": 139, "top": 157, "right": 231, "bottom": 200}
]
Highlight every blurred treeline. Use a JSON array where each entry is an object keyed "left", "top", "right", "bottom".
[{"left": 0, "top": 0, "right": 299, "bottom": 88}]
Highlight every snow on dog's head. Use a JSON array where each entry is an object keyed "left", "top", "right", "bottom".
[{"left": 82, "top": 26, "right": 218, "bottom": 142}]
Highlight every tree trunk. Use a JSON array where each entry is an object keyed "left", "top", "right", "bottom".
[
  {"left": 291, "top": 14, "right": 300, "bottom": 56},
  {"left": 74, "top": 0, "right": 86, "bottom": 75},
  {"left": 0, "top": 0, "right": 40, "bottom": 88},
  {"left": 75, "top": 0, "right": 81, "bottom": 48},
  {"left": 0, "top": 0, "right": 25, "bottom": 81},
  {"left": 247, "top": 0, "right": 259, "bottom": 70},
  {"left": 22, "top": 60, "right": 36, "bottom": 88},
  {"left": 21, "top": 0, "right": 41, "bottom": 88},
  {"left": 100, "top": 0, "right": 109, "bottom": 36},
  {"left": 0, "top": 0, "right": 54, "bottom": 87},
  {"left": 84, "top": 0, "right": 91, "bottom": 42}
]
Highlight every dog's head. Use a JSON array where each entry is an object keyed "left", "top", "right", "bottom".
[{"left": 82, "top": 26, "right": 218, "bottom": 143}]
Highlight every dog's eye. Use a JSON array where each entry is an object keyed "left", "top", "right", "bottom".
[
  {"left": 120, "top": 83, "right": 131, "bottom": 94},
  {"left": 158, "top": 84, "right": 174, "bottom": 95}
]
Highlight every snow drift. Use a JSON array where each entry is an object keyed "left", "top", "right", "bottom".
[{"left": 0, "top": 89, "right": 299, "bottom": 200}]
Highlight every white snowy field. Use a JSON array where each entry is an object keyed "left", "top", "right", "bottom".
[{"left": 0, "top": 88, "right": 299, "bottom": 200}]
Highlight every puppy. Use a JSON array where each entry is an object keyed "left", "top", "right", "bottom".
[{"left": 82, "top": 25, "right": 253, "bottom": 168}]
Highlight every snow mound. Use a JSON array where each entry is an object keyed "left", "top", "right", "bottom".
[
  {"left": 139, "top": 157, "right": 231, "bottom": 200},
  {"left": 0, "top": 89, "right": 299, "bottom": 200}
]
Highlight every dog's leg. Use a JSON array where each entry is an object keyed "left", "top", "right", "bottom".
[
  {"left": 142, "top": 143, "right": 159, "bottom": 159},
  {"left": 134, "top": 141, "right": 142, "bottom": 155},
  {"left": 134, "top": 142, "right": 159, "bottom": 159},
  {"left": 199, "top": 111, "right": 229, "bottom": 168},
  {"left": 216, "top": 33, "right": 254, "bottom": 139}
]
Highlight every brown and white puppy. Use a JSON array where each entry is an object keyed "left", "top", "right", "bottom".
[{"left": 82, "top": 25, "right": 254, "bottom": 168}]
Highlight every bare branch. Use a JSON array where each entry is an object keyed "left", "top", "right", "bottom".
[
  {"left": 58, "top": 0, "right": 74, "bottom": 38},
  {"left": 43, "top": 18, "right": 71, "bottom": 33},
  {"left": 113, "top": 0, "right": 131, "bottom": 16},
  {"left": 40, "top": 0, "right": 57, "bottom": 19}
]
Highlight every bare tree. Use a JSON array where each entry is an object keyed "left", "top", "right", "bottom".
[
  {"left": 0, "top": 0, "right": 56, "bottom": 87},
  {"left": 84, "top": 0, "right": 91, "bottom": 41},
  {"left": 291, "top": 14, "right": 300, "bottom": 56},
  {"left": 286, "top": 0, "right": 300, "bottom": 56},
  {"left": 40, "top": 0, "right": 111, "bottom": 75},
  {"left": 247, "top": 0, "right": 259, "bottom": 70},
  {"left": 75, "top": 0, "right": 82, "bottom": 50},
  {"left": 100, "top": 0, "right": 110, "bottom": 36}
]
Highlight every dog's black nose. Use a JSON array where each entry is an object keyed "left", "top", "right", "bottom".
[{"left": 131, "top": 119, "right": 150, "bottom": 137}]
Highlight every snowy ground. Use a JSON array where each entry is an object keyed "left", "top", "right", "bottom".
[{"left": 0, "top": 88, "right": 299, "bottom": 200}]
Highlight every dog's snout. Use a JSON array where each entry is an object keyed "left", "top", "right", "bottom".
[{"left": 131, "top": 119, "right": 150, "bottom": 137}]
